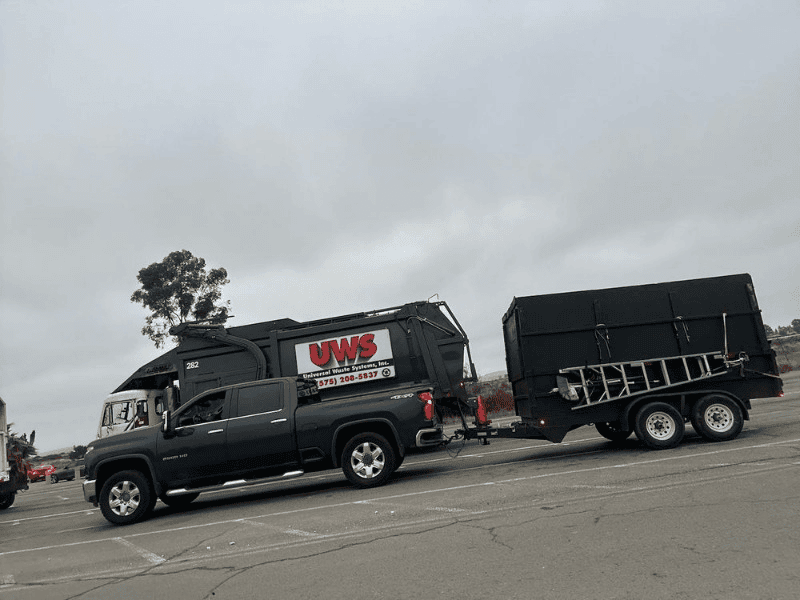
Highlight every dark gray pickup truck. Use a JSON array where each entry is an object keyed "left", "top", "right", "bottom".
[{"left": 83, "top": 377, "right": 441, "bottom": 525}]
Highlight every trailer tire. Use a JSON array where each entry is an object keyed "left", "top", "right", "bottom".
[
  {"left": 0, "top": 492, "right": 14, "bottom": 509},
  {"left": 691, "top": 395, "right": 743, "bottom": 442},
  {"left": 342, "top": 433, "right": 396, "bottom": 488},
  {"left": 159, "top": 493, "right": 200, "bottom": 509},
  {"left": 99, "top": 470, "right": 154, "bottom": 525},
  {"left": 634, "top": 402, "right": 684, "bottom": 449},
  {"left": 595, "top": 422, "right": 632, "bottom": 442}
]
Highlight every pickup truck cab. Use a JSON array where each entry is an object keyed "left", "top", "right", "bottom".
[{"left": 83, "top": 377, "right": 441, "bottom": 525}]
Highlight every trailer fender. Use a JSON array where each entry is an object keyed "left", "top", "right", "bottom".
[{"left": 331, "top": 419, "right": 403, "bottom": 468}]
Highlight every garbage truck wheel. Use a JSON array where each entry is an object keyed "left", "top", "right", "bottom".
[
  {"left": 160, "top": 493, "right": 200, "bottom": 509},
  {"left": 0, "top": 492, "right": 15, "bottom": 509}
]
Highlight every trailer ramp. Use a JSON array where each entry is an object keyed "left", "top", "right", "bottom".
[{"left": 558, "top": 351, "right": 747, "bottom": 408}]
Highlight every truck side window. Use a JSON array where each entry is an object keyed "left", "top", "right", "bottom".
[
  {"left": 177, "top": 391, "right": 226, "bottom": 427},
  {"left": 236, "top": 383, "right": 282, "bottom": 417}
]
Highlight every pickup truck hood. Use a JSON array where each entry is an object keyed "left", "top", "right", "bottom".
[{"left": 86, "top": 426, "right": 159, "bottom": 473}]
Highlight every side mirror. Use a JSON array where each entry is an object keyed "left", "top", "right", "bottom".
[{"left": 161, "top": 410, "right": 172, "bottom": 434}]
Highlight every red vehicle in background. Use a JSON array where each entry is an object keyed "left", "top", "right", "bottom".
[{"left": 27, "top": 464, "right": 55, "bottom": 482}]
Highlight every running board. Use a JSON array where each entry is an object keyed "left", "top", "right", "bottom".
[{"left": 164, "top": 470, "right": 304, "bottom": 497}]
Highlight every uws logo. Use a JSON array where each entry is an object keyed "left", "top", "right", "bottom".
[
  {"left": 309, "top": 333, "right": 377, "bottom": 367},
  {"left": 296, "top": 328, "right": 393, "bottom": 373}
]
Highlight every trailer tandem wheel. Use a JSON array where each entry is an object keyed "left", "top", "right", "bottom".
[
  {"left": 595, "top": 422, "right": 632, "bottom": 442},
  {"left": 634, "top": 402, "right": 685, "bottom": 449},
  {"left": 691, "top": 394, "right": 744, "bottom": 442}
]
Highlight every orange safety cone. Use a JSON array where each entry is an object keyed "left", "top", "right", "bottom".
[{"left": 475, "top": 395, "right": 491, "bottom": 426}]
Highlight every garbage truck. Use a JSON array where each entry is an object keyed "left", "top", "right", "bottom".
[
  {"left": 456, "top": 273, "right": 783, "bottom": 449},
  {"left": 96, "top": 300, "right": 477, "bottom": 439},
  {"left": 1, "top": 396, "right": 35, "bottom": 509}
]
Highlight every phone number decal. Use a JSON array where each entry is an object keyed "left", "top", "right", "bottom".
[{"left": 316, "top": 366, "right": 395, "bottom": 389}]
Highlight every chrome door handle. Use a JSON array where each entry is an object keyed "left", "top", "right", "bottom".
[
  {"left": 271, "top": 418, "right": 287, "bottom": 424},
  {"left": 208, "top": 429, "right": 224, "bottom": 434}
]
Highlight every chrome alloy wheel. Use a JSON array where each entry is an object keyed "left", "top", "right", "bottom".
[
  {"left": 108, "top": 480, "right": 142, "bottom": 517},
  {"left": 349, "top": 441, "right": 386, "bottom": 480},
  {"left": 703, "top": 403, "right": 734, "bottom": 433},
  {"left": 644, "top": 411, "right": 677, "bottom": 440}
]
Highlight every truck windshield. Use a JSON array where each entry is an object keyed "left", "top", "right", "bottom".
[{"left": 102, "top": 401, "right": 132, "bottom": 426}]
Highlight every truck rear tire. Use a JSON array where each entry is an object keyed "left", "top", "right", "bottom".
[
  {"left": 691, "top": 395, "right": 743, "bottom": 442},
  {"left": 0, "top": 492, "right": 14, "bottom": 509},
  {"left": 634, "top": 402, "right": 684, "bottom": 449},
  {"left": 595, "top": 422, "right": 632, "bottom": 442},
  {"left": 342, "top": 433, "right": 396, "bottom": 488},
  {"left": 99, "top": 470, "right": 154, "bottom": 525}
]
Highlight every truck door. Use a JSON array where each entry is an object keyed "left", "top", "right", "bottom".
[
  {"left": 226, "top": 381, "right": 298, "bottom": 474},
  {"left": 157, "top": 389, "right": 230, "bottom": 486}
]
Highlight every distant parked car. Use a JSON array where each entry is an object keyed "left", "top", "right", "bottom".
[
  {"left": 50, "top": 464, "right": 78, "bottom": 483},
  {"left": 27, "top": 464, "right": 55, "bottom": 482}
]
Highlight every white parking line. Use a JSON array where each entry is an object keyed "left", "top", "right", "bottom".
[
  {"left": 113, "top": 537, "right": 166, "bottom": 565},
  {"left": 0, "top": 508, "right": 99, "bottom": 526}
]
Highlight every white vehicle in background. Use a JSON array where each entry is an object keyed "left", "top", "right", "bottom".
[{"left": 96, "top": 390, "right": 166, "bottom": 439}]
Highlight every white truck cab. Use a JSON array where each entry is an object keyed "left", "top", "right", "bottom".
[{"left": 96, "top": 390, "right": 166, "bottom": 439}]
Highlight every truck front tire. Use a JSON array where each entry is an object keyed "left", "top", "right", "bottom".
[
  {"left": 691, "top": 395, "right": 743, "bottom": 442},
  {"left": 634, "top": 402, "right": 684, "bottom": 449},
  {"left": 99, "top": 470, "right": 154, "bottom": 525},
  {"left": 342, "top": 433, "right": 396, "bottom": 488}
]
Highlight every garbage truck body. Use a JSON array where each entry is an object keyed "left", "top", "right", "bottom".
[{"left": 97, "top": 301, "right": 475, "bottom": 439}]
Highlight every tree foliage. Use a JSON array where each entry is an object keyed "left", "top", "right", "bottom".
[
  {"left": 765, "top": 319, "right": 800, "bottom": 339},
  {"left": 6, "top": 423, "right": 37, "bottom": 458},
  {"left": 69, "top": 445, "right": 88, "bottom": 460},
  {"left": 131, "top": 250, "right": 231, "bottom": 348}
]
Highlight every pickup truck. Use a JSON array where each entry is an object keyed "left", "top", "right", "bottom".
[{"left": 83, "top": 377, "right": 441, "bottom": 525}]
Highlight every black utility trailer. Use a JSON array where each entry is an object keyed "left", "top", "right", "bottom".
[{"left": 459, "top": 274, "right": 782, "bottom": 449}]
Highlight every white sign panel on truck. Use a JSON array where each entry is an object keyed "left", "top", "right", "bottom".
[{"left": 295, "top": 328, "right": 395, "bottom": 389}]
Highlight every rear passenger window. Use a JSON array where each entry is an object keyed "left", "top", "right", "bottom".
[{"left": 236, "top": 383, "right": 282, "bottom": 417}]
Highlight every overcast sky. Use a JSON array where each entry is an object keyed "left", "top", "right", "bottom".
[{"left": 2, "top": 1, "right": 798, "bottom": 453}]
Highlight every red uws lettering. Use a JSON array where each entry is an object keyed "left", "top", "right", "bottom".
[
  {"left": 308, "top": 333, "right": 378, "bottom": 367},
  {"left": 358, "top": 333, "right": 377, "bottom": 358}
]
